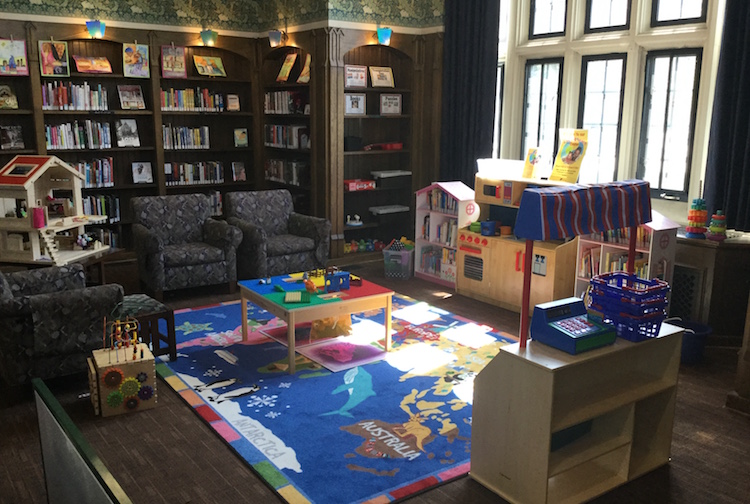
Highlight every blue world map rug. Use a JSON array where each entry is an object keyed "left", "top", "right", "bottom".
[{"left": 157, "top": 295, "right": 517, "bottom": 504}]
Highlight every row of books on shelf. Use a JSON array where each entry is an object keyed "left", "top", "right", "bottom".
[
  {"left": 263, "top": 124, "right": 309, "bottom": 150},
  {"left": 579, "top": 248, "right": 650, "bottom": 279},
  {"left": 583, "top": 227, "right": 652, "bottom": 248},
  {"left": 75, "top": 158, "right": 114, "bottom": 188},
  {"left": 81, "top": 194, "right": 121, "bottom": 223},
  {"left": 162, "top": 124, "right": 210, "bottom": 150},
  {"left": 263, "top": 90, "right": 308, "bottom": 115},
  {"left": 45, "top": 120, "right": 113, "bottom": 150},
  {"left": 164, "top": 161, "right": 224, "bottom": 185},
  {"left": 41, "top": 81, "right": 110, "bottom": 111},
  {"left": 160, "top": 88, "right": 238, "bottom": 112},
  {"left": 421, "top": 216, "right": 458, "bottom": 247},
  {"left": 425, "top": 189, "right": 459, "bottom": 214},
  {"left": 264, "top": 159, "right": 309, "bottom": 187},
  {"left": 418, "top": 246, "right": 458, "bottom": 282}
]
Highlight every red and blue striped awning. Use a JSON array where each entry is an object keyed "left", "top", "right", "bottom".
[{"left": 514, "top": 180, "right": 652, "bottom": 241}]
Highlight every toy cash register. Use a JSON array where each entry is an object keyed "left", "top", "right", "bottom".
[{"left": 531, "top": 297, "right": 616, "bottom": 355}]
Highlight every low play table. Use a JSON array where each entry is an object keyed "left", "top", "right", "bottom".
[{"left": 238, "top": 273, "right": 394, "bottom": 374}]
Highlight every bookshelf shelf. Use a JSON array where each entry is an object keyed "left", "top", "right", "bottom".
[{"left": 344, "top": 149, "right": 410, "bottom": 156}]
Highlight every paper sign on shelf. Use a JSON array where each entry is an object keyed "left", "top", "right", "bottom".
[{"left": 549, "top": 129, "right": 587, "bottom": 183}]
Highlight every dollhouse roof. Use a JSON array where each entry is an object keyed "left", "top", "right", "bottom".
[
  {"left": 0, "top": 155, "right": 83, "bottom": 189},
  {"left": 416, "top": 181, "right": 475, "bottom": 201}
]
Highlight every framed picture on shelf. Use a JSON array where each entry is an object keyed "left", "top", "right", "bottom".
[
  {"left": 369, "top": 66, "right": 394, "bottom": 88},
  {"left": 123, "top": 43, "right": 149, "bottom": 78},
  {"left": 345, "top": 94, "right": 366, "bottom": 115},
  {"left": 131, "top": 162, "right": 153, "bottom": 184},
  {"left": 38, "top": 40, "right": 69, "bottom": 77},
  {"left": 161, "top": 45, "right": 187, "bottom": 79},
  {"left": 344, "top": 65, "right": 367, "bottom": 88},
  {"left": 0, "top": 39, "right": 29, "bottom": 76},
  {"left": 380, "top": 94, "right": 402, "bottom": 115}
]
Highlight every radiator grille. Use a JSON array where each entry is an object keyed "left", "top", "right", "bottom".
[
  {"left": 463, "top": 255, "right": 483, "bottom": 281},
  {"left": 670, "top": 265, "right": 703, "bottom": 320}
]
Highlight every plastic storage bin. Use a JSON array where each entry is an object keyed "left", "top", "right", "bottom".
[
  {"left": 383, "top": 248, "right": 414, "bottom": 279},
  {"left": 588, "top": 272, "right": 670, "bottom": 342}
]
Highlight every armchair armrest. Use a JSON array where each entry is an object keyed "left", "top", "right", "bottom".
[
  {"left": 203, "top": 218, "right": 243, "bottom": 250},
  {"left": 5, "top": 263, "right": 86, "bottom": 297},
  {"left": 227, "top": 217, "right": 267, "bottom": 246},
  {"left": 227, "top": 217, "right": 269, "bottom": 278},
  {"left": 132, "top": 223, "right": 163, "bottom": 255},
  {"left": 289, "top": 213, "right": 331, "bottom": 243}
]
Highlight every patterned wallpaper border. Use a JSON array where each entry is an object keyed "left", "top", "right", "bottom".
[{"left": 0, "top": 0, "right": 444, "bottom": 33}]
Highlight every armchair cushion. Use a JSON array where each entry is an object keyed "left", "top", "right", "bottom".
[
  {"left": 267, "top": 235, "right": 316, "bottom": 257},
  {"left": 164, "top": 243, "right": 225, "bottom": 267},
  {"left": 6, "top": 263, "right": 86, "bottom": 296}
]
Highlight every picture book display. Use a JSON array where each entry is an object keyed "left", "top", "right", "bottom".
[
  {"left": 115, "top": 119, "right": 140, "bottom": 148},
  {"left": 193, "top": 55, "right": 226, "bottom": 77},
  {"left": 231, "top": 161, "right": 246, "bottom": 181},
  {"left": 72, "top": 56, "right": 112, "bottom": 74},
  {"left": 226, "top": 94, "right": 240, "bottom": 111},
  {"left": 0, "top": 125, "right": 24, "bottom": 150},
  {"left": 345, "top": 94, "right": 365, "bottom": 115},
  {"left": 161, "top": 45, "right": 187, "bottom": 78},
  {"left": 276, "top": 53, "right": 298, "bottom": 82},
  {"left": 380, "top": 94, "right": 401, "bottom": 115},
  {"left": 523, "top": 147, "right": 541, "bottom": 178},
  {"left": 297, "top": 54, "right": 311, "bottom": 84},
  {"left": 369, "top": 66, "right": 395, "bottom": 88},
  {"left": 344, "top": 64, "right": 367, "bottom": 88},
  {"left": 117, "top": 85, "right": 146, "bottom": 110},
  {"left": 549, "top": 129, "right": 587, "bottom": 183},
  {"left": 39, "top": 40, "right": 69, "bottom": 77},
  {"left": 0, "top": 85, "right": 18, "bottom": 109},
  {"left": 123, "top": 43, "right": 149, "bottom": 78},
  {"left": 0, "top": 39, "right": 29, "bottom": 76},
  {"left": 233, "top": 128, "right": 248, "bottom": 147},
  {"left": 131, "top": 162, "right": 153, "bottom": 183}
]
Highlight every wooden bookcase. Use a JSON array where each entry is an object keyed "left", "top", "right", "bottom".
[
  {"left": 471, "top": 324, "right": 683, "bottom": 504},
  {"left": 574, "top": 210, "right": 678, "bottom": 298},
  {"left": 0, "top": 71, "right": 36, "bottom": 167},
  {"left": 414, "top": 181, "right": 479, "bottom": 287},
  {"left": 159, "top": 44, "right": 255, "bottom": 215},
  {"left": 341, "top": 45, "right": 413, "bottom": 258},
  {"left": 261, "top": 46, "right": 312, "bottom": 215}
]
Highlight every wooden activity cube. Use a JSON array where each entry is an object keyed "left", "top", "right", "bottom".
[{"left": 87, "top": 344, "right": 157, "bottom": 417}]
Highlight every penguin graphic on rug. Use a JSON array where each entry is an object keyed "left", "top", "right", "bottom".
[{"left": 320, "top": 367, "right": 375, "bottom": 418}]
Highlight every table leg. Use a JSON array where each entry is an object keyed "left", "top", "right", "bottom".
[
  {"left": 287, "top": 312, "right": 296, "bottom": 375},
  {"left": 385, "top": 294, "right": 392, "bottom": 352},
  {"left": 241, "top": 293, "right": 248, "bottom": 342}
]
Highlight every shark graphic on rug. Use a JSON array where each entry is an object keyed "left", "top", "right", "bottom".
[{"left": 320, "top": 367, "right": 376, "bottom": 418}]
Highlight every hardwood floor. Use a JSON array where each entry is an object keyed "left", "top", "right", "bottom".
[{"left": 1, "top": 259, "right": 749, "bottom": 504}]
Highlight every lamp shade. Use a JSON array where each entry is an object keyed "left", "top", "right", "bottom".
[
  {"left": 377, "top": 27, "right": 392, "bottom": 46},
  {"left": 200, "top": 29, "right": 218, "bottom": 46},
  {"left": 269, "top": 29, "right": 285, "bottom": 48},
  {"left": 86, "top": 20, "right": 106, "bottom": 39}
]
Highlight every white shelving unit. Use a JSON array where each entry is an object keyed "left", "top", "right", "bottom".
[
  {"left": 414, "top": 181, "right": 479, "bottom": 288},
  {"left": 470, "top": 323, "right": 683, "bottom": 504},
  {"left": 574, "top": 210, "right": 679, "bottom": 298}
]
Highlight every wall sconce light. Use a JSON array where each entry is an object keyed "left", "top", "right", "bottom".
[
  {"left": 268, "top": 29, "right": 288, "bottom": 48},
  {"left": 86, "top": 20, "right": 106, "bottom": 39},
  {"left": 376, "top": 27, "right": 392, "bottom": 46},
  {"left": 200, "top": 28, "right": 218, "bottom": 46}
]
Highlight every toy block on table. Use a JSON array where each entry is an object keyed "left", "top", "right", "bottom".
[{"left": 87, "top": 345, "right": 157, "bottom": 417}]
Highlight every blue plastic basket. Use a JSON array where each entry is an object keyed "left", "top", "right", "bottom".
[{"left": 588, "top": 272, "right": 670, "bottom": 342}]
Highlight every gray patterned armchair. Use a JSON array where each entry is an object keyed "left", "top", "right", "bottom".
[
  {"left": 225, "top": 190, "right": 331, "bottom": 279},
  {"left": 0, "top": 264, "right": 124, "bottom": 386},
  {"left": 131, "top": 194, "right": 242, "bottom": 299}
]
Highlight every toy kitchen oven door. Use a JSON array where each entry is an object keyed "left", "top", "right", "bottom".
[{"left": 456, "top": 230, "right": 507, "bottom": 304}]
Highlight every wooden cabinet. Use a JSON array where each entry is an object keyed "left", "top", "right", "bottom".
[
  {"left": 160, "top": 45, "right": 255, "bottom": 213},
  {"left": 341, "top": 45, "right": 413, "bottom": 258},
  {"left": 261, "top": 47, "right": 312, "bottom": 214},
  {"left": 471, "top": 324, "right": 683, "bottom": 504},
  {"left": 574, "top": 210, "right": 678, "bottom": 298},
  {"left": 414, "top": 181, "right": 479, "bottom": 287}
]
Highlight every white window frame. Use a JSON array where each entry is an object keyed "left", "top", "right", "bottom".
[{"left": 496, "top": 0, "right": 726, "bottom": 222}]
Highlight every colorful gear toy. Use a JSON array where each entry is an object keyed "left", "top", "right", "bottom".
[
  {"left": 125, "top": 396, "right": 140, "bottom": 410},
  {"left": 138, "top": 385, "right": 154, "bottom": 401},
  {"left": 106, "top": 391, "right": 123, "bottom": 408},
  {"left": 120, "top": 377, "right": 141, "bottom": 397},
  {"left": 136, "top": 372, "right": 148, "bottom": 383},
  {"left": 102, "top": 368, "right": 124, "bottom": 388}
]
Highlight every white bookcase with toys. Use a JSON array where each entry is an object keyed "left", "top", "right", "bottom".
[
  {"left": 574, "top": 210, "right": 678, "bottom": 298},
  {"left": 414, "top": 181, "right": 480, "bottom": 288}
]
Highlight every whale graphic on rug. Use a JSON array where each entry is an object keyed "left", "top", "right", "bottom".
[
  {"left": 320, "top": 367, "right": 375, "bottom": 418},
  {"left": 209, "top": 384, "right": 261, "bottom": 404},
  {"left": 195, "top": 377, "right": 239, "bottom": 392}
]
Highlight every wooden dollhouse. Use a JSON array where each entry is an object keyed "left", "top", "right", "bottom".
[{"left": 0, "top": 155, "right": 108, "bottom": 265}]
